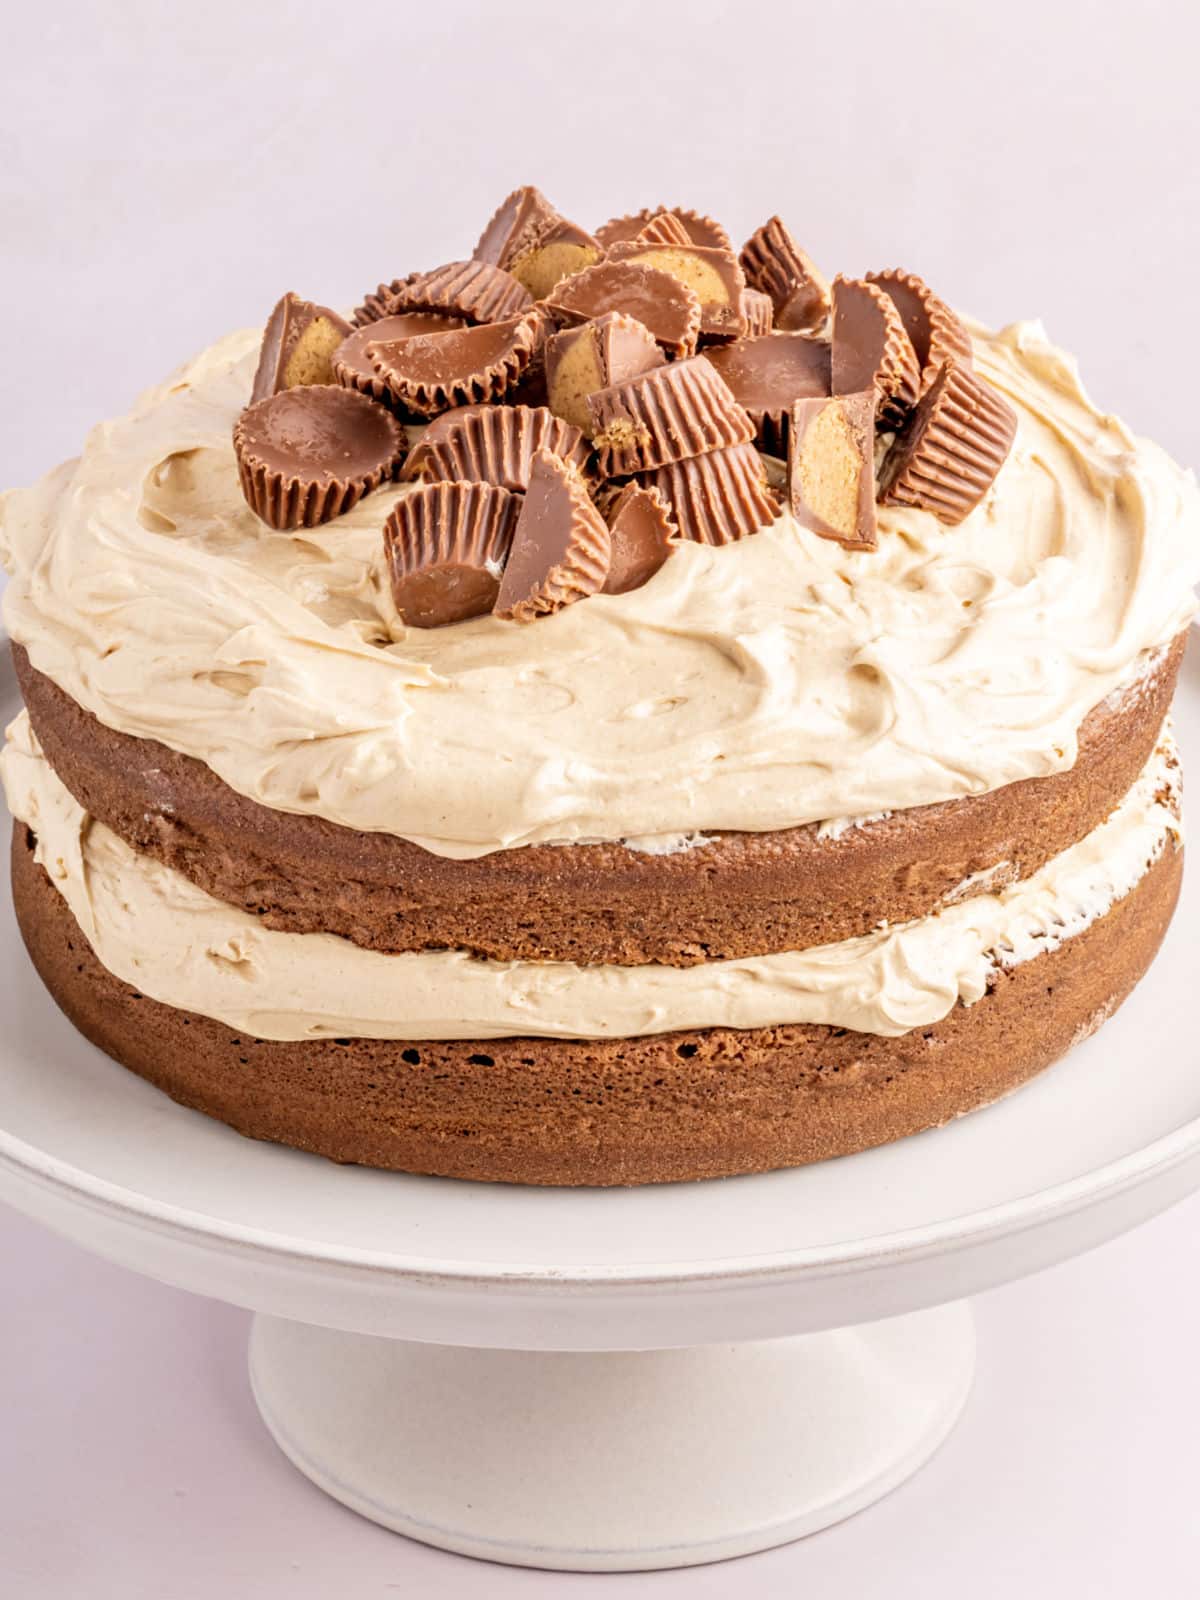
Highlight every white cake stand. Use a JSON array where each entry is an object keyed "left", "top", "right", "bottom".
[{"left": 0, "top": 646, "right": 1197, "bottom": 1572}]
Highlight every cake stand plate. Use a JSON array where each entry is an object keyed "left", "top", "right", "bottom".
[{"left": 1, "top": 642, "right": 1198, "bottom": 1571}]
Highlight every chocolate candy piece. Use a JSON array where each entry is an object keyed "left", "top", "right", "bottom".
[
  {"left": 607, "top": 241, "right": 746, "bottom": 337},
  {"left": 384, "top": 481, "right": 521, "bottom": 628},
  {"left": 250, "top": 294, "right": 353, "bottom": 405},
  {"left": 640, "top": 441, "right": 779, "bottom": 547},
  {"left": 588, "top": 356, "right": 755, "bottom": 477},
  {"left": 545, "top": 260, "right": 701, "bottom": 359},
  {"left": 545, "top": 312, "right": 664, "bottom": 434},
  {"left": 788, "top": 393, "right": 878, "bottom": 550},
  {"left": 352, "top": 273, "right": 422, "bottom": 328},
  {"left": 595, "top": 207, "right": 732, "bottom": 251},
  {"left": 495, "top": 450, "right": 611, "bottom": 623},
  {"left": 332, "top": 313, "right": 468, "bottom": 405},
  {"left": 473, "top": 185, "right": 601, "bottom": 299},
  {"left": 233, "top": 385, "right": 406, "bottom": 530},
  {"left": 865, "top": 269, "right": 974, "bottom": 394},
  {"left": 402, "top": 404, "right": 590, "bottom": 491},
  {"left": 739, "top": 217, "right": 830, "bottom": 334},
  {"left": 701, "top": 332, "right": 831, "bottom": 455},
  {"left": 631, "top": 211, "right": 693, "bottom": 248},
  {"left": 600, "top": 484, "right": 677, "bottom": 594},
  {"left": 880, "top": 359, "right": 1018, "bottom": 525},
  {"left": 386, "top": 259, "right": 532, "bottom": 325},
  {"left": 366, "top": 309, "right": 543, "bottom": 417},
  {"left": 831, "top": 277, "right": 921, "bottom": 430},
  {"left": 743, "top": 288, "right": 774, "bottom": 338}
]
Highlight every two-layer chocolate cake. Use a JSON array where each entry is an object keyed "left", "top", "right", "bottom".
[{"left": 3, "top": 187, "right": 1197, "bottom": 1184}]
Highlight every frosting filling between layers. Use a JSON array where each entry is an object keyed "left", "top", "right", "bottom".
[
  {"left": 2, "top": 713, "right": 1181, "bottom": 1044},
  {"left": 1, "top": 322, "right": 1197, "bottom": 859}
]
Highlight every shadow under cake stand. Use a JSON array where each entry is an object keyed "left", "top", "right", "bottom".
[{"left": 0, "top": 644, "right": 1197, "bottom": 1573}]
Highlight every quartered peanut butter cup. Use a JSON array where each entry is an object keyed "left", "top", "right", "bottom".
[
  {"left": 494, "top": 450, "right": 611, "bottom": 623},
  {"left": 739, "top": 217, "right": 831, "bottom": 334},
  {"left": 473, "top": 185, "right": 601, "bottom": 300},
  {"left": 545, "top": 312, "right": 664, "bottom": 435},
  {"left": 880, "top": 359, "right": 1018, "bottom": 525},
  {"left": 788, "top": 392, "right": 878, "bottom": 550},
  {"left": 251, "top": 293, "right": 352, "bottom": 404},
  {"left": 831, "top": 276, "right": 922, "bottom": 430},
  {"left": 600, "top": 484, "right": 678, "bottom": 594},
  {"left": 865, "top": 268, "right": 974, "bottom": 395}
]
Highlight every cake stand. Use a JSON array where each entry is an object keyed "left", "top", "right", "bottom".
[{"left": 0, "top": 643, "right": 1197, "bottom": 1573}]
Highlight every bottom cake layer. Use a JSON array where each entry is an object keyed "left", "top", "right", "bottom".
[{"left": 11, "top": 820, "right": 1183, "bottom": 1186}]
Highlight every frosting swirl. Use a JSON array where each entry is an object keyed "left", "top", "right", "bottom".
[{"left": 2, "top": 320, "right": 1197, "bottom": 859}]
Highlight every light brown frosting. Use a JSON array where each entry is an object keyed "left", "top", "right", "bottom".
[
  {"left": 1, "top": 320, "right": 1197, "bottom": 858},
  {"left": 1, "top": 712, "right": 1179, "bottom": 1041}
]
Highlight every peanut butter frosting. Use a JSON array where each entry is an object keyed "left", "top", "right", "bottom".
[
  {"left": 1, "top": 320, "right": 1197, "bottom": 859},
  {"left": 1, "top": 712, "right": 1180, "bottom": 1041}
]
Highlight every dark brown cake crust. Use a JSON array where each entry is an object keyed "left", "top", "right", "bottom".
[
  {"left": 14, "top": 636, "right": 1186, "bottom": 967},
  {"left": 12, "top": 824, "right": 1182, "bottom": 1187}
]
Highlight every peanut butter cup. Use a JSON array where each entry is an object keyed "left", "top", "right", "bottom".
[
  {"left": 251, "top": 293, "right": 353, "bottom": 405},
  {"left": 352, "top": 273, "right": 422, "bottom": 328},
  {"left": 880, "top": 359, "right": 1018, "bottom": 524},
  {"left": 588, "top": 355, "right": 755, "bottom": 477},
  {"left": 234, "top": 385, "right": 406, "bottom": 530},
  {"left": 386, "top": 259, "right": 533, "bottom": 325},
  {"left": 831, "top": 276, "right": 921, "bottom": 430},
  {"left": 600, "top": 484, "right": 677, "bottom": 594},
  {"left": 606, "top": 241, "right": 746, "bottom": 337},
  {"left": 631, "top": 211, "right": 694, "bottom": 248},
  {"left": 739, "top": 217, "right": 831, "bottom": 334},
  {"left": 640, "top": 440, "right": 779, "bottom": 546},
  {"left": 332, "top": 314, "right": 468, "bottom": 405},
  {"left": 365, "top": 309, "right": 543, "bottom": 417},
  {"left": 384, "top": 481, "right": 521, "bottom": 628},
  {"left": 494, "top": 450, "right": 611, "bottom": 623},
  {"left": 865, "top": 268, "right": 974, "bottom": 394},
  {"left": 544, "top": 260, "right": 702, "bottom": 358},
  {"left": 595, "top": 206, "right": 732, "bottom": 251},
  {"left": 402, "top": 404, "right": 590, "bottom": 492},
  {"left": 474, "top": 185, "right": 601, "bottom": 299},
  {"left": 545, "top": 312, "right": 665, "bottom": 435},
  {"left": 701, "top": 332, "right": 831, "bottom": 455},
  {"left": 788, "top": 392, "right": 878, "bottom": 550}
]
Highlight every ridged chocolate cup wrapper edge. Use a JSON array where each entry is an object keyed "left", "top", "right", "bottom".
[
  {"left": 332, "top": 314, "right": 468, "bottom": 406},
  {"left": 831, "top": 276, "right": 921, "bottom": 430},
  {"left": 742, "top": 288, "right": 775, "bottom": 338},
  {"left": 588, "top": 356, "right": 755, "bottom": 478},
  {"left": 352, "top": 273, "right": 422, "bottom": 328},
  {"left": 233, "top": 386, "right": 407, "bottom": 531},
  {"left": 639, "top": 440, "right": 780, "bottom": 546},
  {"left": 402, "top": 404, "right": 590, "bottom": 491},
  {"left": 880, "top": 359, "right": 1018, "bottom": 525},
  {"left": 494, "top": 450, "right": 612, "bottom": 623},
  {"left": 384, "top": 481, "right": 522, "bottom": 629},
  {"left": 595, "top": 206, "right": 732, "bottom": 252},
  {"left": 739, "top": 217, "right": 831, "bottom": 334}
]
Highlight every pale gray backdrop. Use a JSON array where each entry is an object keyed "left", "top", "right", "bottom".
[{"left": 2, "top": 3, "right": 1199, "bottom": 1595}]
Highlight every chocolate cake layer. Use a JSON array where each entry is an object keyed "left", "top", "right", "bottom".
[
  {"left": 12, "top": 825, "right": 1181, "bottom": 1186},
  {"left": 15, "top": 637, "right": 1185, "bottom": 966}
]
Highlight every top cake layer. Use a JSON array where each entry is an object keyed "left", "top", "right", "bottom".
[{"left": 2, "top": 321, "right": 1198, "bottom": 858}]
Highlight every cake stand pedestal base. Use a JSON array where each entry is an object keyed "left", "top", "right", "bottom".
[{"left": 248, "top": 1301, "right": 974, "bottom": 1572}]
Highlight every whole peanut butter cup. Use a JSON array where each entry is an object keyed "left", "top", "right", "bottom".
[
  {"left": 365, "top": 309, "right": 543, "bottom": 417},
  {"left": 402, "top": 404, "right": 590, "bottom": 491},
  {"left": 544, "top": 260, "right": 702, "bottom": 359},
  {"left": 384, "top": 481, "right": 522, "bottom": 628},
  {"left": 640, "top": 440, "right": 780, "bottom": 547},
  {"left": 494, "top": 450, "right": 611, "bottom": 623},
  {"left": 332, "top": 314, "right": 468, "bottom": 405},
  {"left": 251, "top": 293, "right": 353, "bottom": 405},
  {"left": 739, "top": 217, "right": 831, "bottom": 334},
  {"left": 234, "top": 385, "right": 406, "bottom": 530},
  {"left": 788, "top": 392, "right": 878, "bottom": 550},
  {"left": 831, "top": 276, "right": 921, "bottom": 430},
  {"left": 879, "top": 359, "right": 1018, "bottom": 524},
  {"left": 588, "top": 355, "right": 754, "bottom": 477},
  {"left": 545, "top": 312, "right": 664, "bottom": 435},
  {"left": 701, "top": 332, "right": 831, "bottom": 455},
  {"left": 386, "top": 259, "right": 533, "bottom": 325},
  {"left": 865, "top": 268, "right": 974, "bottom": 394},
  {"left": 600, "top": 484, "right": 677, "bottom": 594}
]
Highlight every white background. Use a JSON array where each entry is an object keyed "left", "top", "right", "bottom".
[{"left": 3, "top": 2, "right": 1200, "bottom": 1593}]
